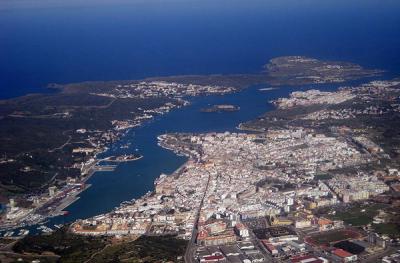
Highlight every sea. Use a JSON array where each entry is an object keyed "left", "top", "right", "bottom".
[{"left": 0, "top": 0, "right": 400, "bottom": 234}]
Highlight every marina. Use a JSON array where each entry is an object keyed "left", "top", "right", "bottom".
[{"left": 92, "top": 165, "right": 118, "bottom": 172}]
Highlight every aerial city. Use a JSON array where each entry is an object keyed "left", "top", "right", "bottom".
[{"left": 0, "top": 0, "right": 400, "bottom": 262}]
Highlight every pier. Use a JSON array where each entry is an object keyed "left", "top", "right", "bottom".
[{"left": 92, "top": 165, "right": 118, "bottom": 172}]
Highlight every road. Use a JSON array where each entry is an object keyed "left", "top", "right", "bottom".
[
  {"left": 49, "top": 130, "right": 73, "bottom": 152},
  {"left": 184, "top": 171, "right": 211, "bottom": 263},
  {"left": 247, "top": 230, "right": 276, "bottom": 263},
  {"left": 362, "top": 245, "right": 398, "bottom": 263}
]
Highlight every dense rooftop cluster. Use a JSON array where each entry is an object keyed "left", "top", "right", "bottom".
[
  {"left": 0, "top": 81, "right": 237, "bottom": 230},
  {"left": 273, "top": 89, "right": 355, "bottom": 109},
  {"left": 71, "top": 79, "right": 400, "bottom": 263},
  {"left": 92, "top": 81, "right": 237, "bottom": 99}
]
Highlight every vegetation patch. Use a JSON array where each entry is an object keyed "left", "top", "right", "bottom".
[
  {"left": 327, "top": 203, "right": 387, "bottom": 226},
  {"left": 87, "top": 235, "right": 187, "bottom": 263},
  {"left": 373, "top": 223, "right": 400, "bottom": 238},
  {"left": 9, "top": 229, "right": 187, "bottom": 263},
  {"left": 13, "top": 229, "right": 107, "bottom": 263}
]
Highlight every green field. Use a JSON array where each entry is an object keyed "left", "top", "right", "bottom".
[
  {"left": 307, "top": 229, "right": 362, "bottom": 246},
  {"left": 373, "top": 223, "right": 400, "bottom": 237},
  {"left": 328, "top": 203, "right": 387, "bottom": 226}
]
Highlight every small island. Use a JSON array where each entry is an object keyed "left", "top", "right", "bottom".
[
  {"left": 105, "top": 154, "right": 143, "bottom": 162},
  {"left": 200, "top": 104, "right": 240, "bottom": 113}
]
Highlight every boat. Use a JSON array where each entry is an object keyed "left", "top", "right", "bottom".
[
  {"left": 38, "top": 225, "right": 53, "bottom": 234},
  {"left": 259, "top": 87, "right": 277, "bottom": 91},
  {"left": 200, "top": 104, "right": 240, "bottom": 113},
  {"left": 18, "top": 229, "right": 29, "bottom": 236},
  {"left": 4, "top": 231, "right": 14, "bottom": 237}
]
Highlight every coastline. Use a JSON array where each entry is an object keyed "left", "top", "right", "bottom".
[
  {"left": 69, "top": 77, "right": 400, "bottom": 244},
  {"left": 0, "top": 56, "right": 385, "bottom": 233},
  {"left": 0, "top": 84, "right": 240, "bottom": 233}
]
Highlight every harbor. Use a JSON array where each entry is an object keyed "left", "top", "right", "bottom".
[{"left": 0, "top": 80, "right": 375, "bottom": 237}]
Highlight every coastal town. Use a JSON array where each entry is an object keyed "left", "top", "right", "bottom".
[
  {"left": 0, "top": 81, "right": 240, "bottom": 232},
  {"left": 1, "top": 0, "right": 399, "bottom": 259},
  {"left": 70, "top": 79, "right": 400, "bottom": 262},
  {"left": 0, "top": 59, "right": 399, "bottom": 262},
  {"left": 0, "top": 56, "right": 376, "bottom": 232}
]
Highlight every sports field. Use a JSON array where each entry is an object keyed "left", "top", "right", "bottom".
[{"left": 305, "top": 229, "right": 363, "bottom": 247}]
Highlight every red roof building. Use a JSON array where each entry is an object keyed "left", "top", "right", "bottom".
[
  {"left": 290, "top": 254, "right": 327, "bottom": 263},
  {"left": 332, "top": 248, "right": 358, "bottom": 262},
  {"left": 200, "top": 254, "right": 226, "bottom": 263}
]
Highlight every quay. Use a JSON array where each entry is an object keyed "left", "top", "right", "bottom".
[{"left": 92, "top": 165, "right": 118, "bottom": 172}]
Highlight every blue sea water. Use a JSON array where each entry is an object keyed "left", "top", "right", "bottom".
[
  {"left": 1, "top": 0, "right": 400, "bottom": 233},
  {"left": 38, "top": 83, "right": 347, "bottom": 229},
  {"left": 1, "top": 0, "right": 400, "bottom": 98}
]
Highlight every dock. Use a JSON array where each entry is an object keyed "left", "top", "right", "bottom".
[{"left": 92, "top": 165, "right": 118, "bottom": 172}]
